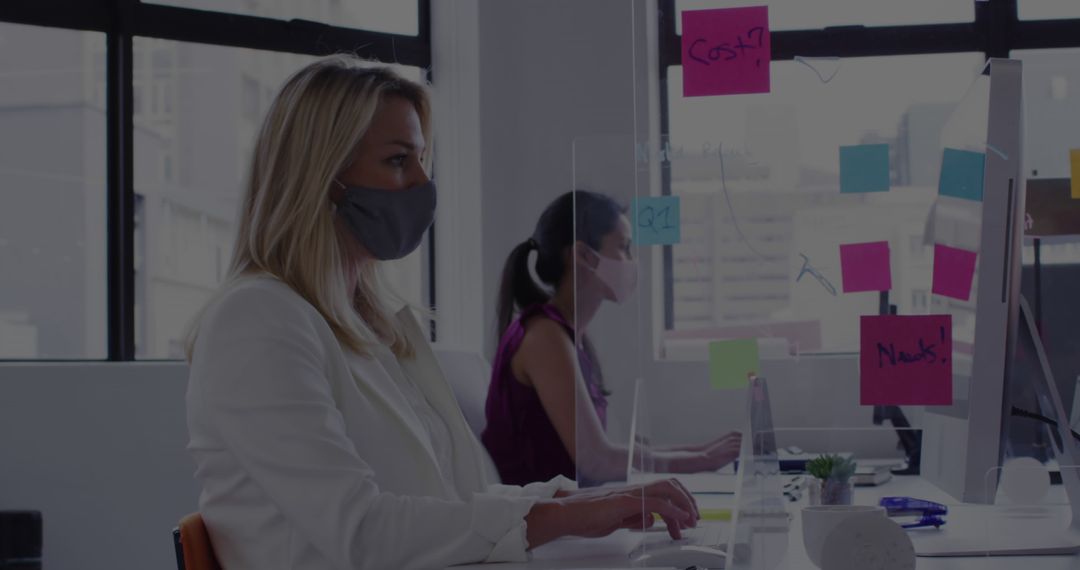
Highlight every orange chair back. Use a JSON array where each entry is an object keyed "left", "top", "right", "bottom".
[{"left": 175, "top": 513, "right": 222, "bottom": 570}]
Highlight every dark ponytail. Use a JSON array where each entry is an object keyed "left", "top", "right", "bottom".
[
  {"left": 496, "top": 238, "right": 550, "bottom": 339},
  {"left": 494, "top": 189, "right": 623, "bottom": 341}
]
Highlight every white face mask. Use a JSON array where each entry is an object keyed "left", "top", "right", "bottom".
[{"left": 588, "top": 248, "right": 638, "bottom": 303}]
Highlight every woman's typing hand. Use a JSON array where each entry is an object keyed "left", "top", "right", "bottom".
[{"left": 525, "top": 478, "right": 700, "bottom": 549}]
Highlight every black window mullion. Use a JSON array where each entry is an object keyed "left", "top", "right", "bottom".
[
  {"left": 419, "top": 0, "right": 432, "bottom": 51},
  {"left": 772, "top": 24, "right": 981, "bottom": 59},
  {"left": 657, "top": 0, "right": 676, "bottom": 330},
  {"left": 2, "top": 0, "right": 433, "bottom": 362},
  {"left": 131, "top": 3, "right": 430, "bottom": 65},
  {"left": 662, "top": 23, "right": 983, "bottom": 66},
  {"left": 106, "top": 0, "right": 136, "bottom": 360},
  {"left": 980, "top": 0, "right": 1018, "bottom": 58},
  {"left": 1014, "top": 19, "right": 1080, "bottom": 51},
  {"left": 0, "top": 1, "right": 432, "bottom": 65},
  {"left": 659, "top": 70, "right": 675, "bottom": 331},
  {"left": 0, "top": 0, "right": 110, "bottom": 33}
]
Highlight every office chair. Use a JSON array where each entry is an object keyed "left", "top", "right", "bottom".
[{"left": 172, "top": 513, "right": 221, "bottom": 570}]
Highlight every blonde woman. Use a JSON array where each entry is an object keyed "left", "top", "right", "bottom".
[{"left": 184, "top": 55, "right": 700, "bottom": 569}]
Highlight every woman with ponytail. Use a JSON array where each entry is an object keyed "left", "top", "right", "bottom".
[{"left": 482, "top": 191, "right": 741, "bottom": 486}]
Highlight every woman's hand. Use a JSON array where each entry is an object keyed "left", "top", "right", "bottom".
[
  {"left": 553, "top": 478, "right": 701, "bottom": 521},
  {"left": 698, "top": 431, "right": 742, "bottom": 470},
  {"left": 525, "top": 479, "right": 700, "bottom": 549},
  {"left": 657, "top": 431, "right": 742, "bottom": 472},
  {"left": 648, "top": 431, "right": 741, "bottom": 454},
  {"left": 636, "top": 431, "right": 743, "bottom": 474}
]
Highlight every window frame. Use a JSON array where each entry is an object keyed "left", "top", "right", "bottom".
[
  {"left": 656, "top": 0, "right": 1080, "bottom": 335},
  {"left": 0, "top": 0, "right": 432, "bottom": 361}
]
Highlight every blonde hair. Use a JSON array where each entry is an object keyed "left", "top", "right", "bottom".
[{"left": 186, "top": 55, "right": 431, "bottom": 361}]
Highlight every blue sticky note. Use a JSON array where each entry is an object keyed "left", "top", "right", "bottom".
[
  {"left": 632, "top": 196, "right": 681, "bottom": 246},
  {"left": 839, "top": 144, "right": 891, "bottom": 193},
  {"left": 938, "top": 148, "right": 985, "bottom": 202}
]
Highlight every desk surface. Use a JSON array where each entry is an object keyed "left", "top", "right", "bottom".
[{"left": 455, "top": 475, "right": 1080, "bottom": 569}]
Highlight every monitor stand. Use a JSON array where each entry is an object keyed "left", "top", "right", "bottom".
[
  {"left": 914, "top": 296, "right": 1080, "bottom": 557},
  {"left": 873, "top": 293, "right": 923, "bottom": 475}
]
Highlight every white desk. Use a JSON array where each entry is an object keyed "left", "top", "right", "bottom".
[{"left": 454, "top": 475, "right": 1080, "bottom": 569}]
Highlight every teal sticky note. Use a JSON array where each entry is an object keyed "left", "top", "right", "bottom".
[
  {"left": 938, "top": 148, "right": 985, "bottom": 202},
  {"left": 839, "top": 144, "right": 891, "bottom": 193},
  {"left": 632, "top": 196, "right": 681, "bottom": 246}
]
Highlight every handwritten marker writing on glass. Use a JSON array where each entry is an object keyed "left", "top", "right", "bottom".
[{"left": 797, "top": 252, "right": 838, "bottom": 296}]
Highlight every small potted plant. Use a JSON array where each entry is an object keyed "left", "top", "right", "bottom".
[{"left": 806, "top": 454, "right": 857, "bottom": 505}]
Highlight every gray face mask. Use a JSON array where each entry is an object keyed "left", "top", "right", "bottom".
[{"left": 335, "top": 180, "right": 436, "bottom": 261}]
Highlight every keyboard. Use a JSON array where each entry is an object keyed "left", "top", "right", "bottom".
[
  {"left": 673, "top": 523, "right": 728, "bottom": 547},
  {"left": 638, "top": 523, "right": 752, "bottom": 564}
]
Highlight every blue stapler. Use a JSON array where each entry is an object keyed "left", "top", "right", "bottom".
[{"left": 879, "top": 496, "right": 947, "bottom": 529}]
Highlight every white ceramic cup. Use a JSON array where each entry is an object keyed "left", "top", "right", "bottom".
[{"left": 801, "top": 505, "right": 886, "bottom": 568}]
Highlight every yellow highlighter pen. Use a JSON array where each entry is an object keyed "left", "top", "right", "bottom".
[{"left": 653, "top": 508, "right": 732, "bottom": 523}]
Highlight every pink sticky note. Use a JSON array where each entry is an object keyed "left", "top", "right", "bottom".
[
  {"left": 860, "top": 315, "right": 953, "bottom": 406},
  {"left": 839, "top": 241, "right": 892, "bottom": 293},
  {"left": 932, "top": 244, "right": 978, "bottom": 301},
  {"left": 681, "top": 7, "right": 771, "bottom": 97}
]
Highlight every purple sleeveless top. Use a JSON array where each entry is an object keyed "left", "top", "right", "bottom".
[{"left": 481, "top": 304, "right": 608, "bottom": 486}]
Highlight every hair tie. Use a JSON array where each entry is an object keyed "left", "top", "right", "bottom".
[{"left": 527, "top": 238, "right": 539, "bottom": 250}]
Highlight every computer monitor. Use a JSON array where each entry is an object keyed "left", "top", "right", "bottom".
[
  {"left": 918, "top": 58, "right": 1080, "bottom": 555},
  {"left": 921, "top": 57, "right": 1025, "bottom": 504}
]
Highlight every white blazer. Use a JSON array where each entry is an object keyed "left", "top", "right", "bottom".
[{"left": 186, "top": 275, "right": 570, "bottom": 569}]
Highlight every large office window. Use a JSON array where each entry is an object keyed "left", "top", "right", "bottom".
[
  {"left": 657, "top": 0, "right": 1080, "bottom": 356},
  {"left": 665, "top": 54, "right": 984, "bottom": 351},
  {"left": 1015, "top": 47, "right": 1080, "bottom": 267},
  {"left": 128, "top": 38, "right": 424, "bottom": 358},
  {"left": 1015, "top": 48, "right": 1080, "bottom": 181},
  {"left": 0, "top": 0, "right": 431, "bottom": 360},
  {"left": 0, "top": 23, "right": 107, "bottom": 359},
  {"left": 129, "top": 40, "right": 314, "bottom": 359}
]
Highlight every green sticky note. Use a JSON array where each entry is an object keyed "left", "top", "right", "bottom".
[{"left": 708, "top": 338, "right": 759, "bottom": 390}]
